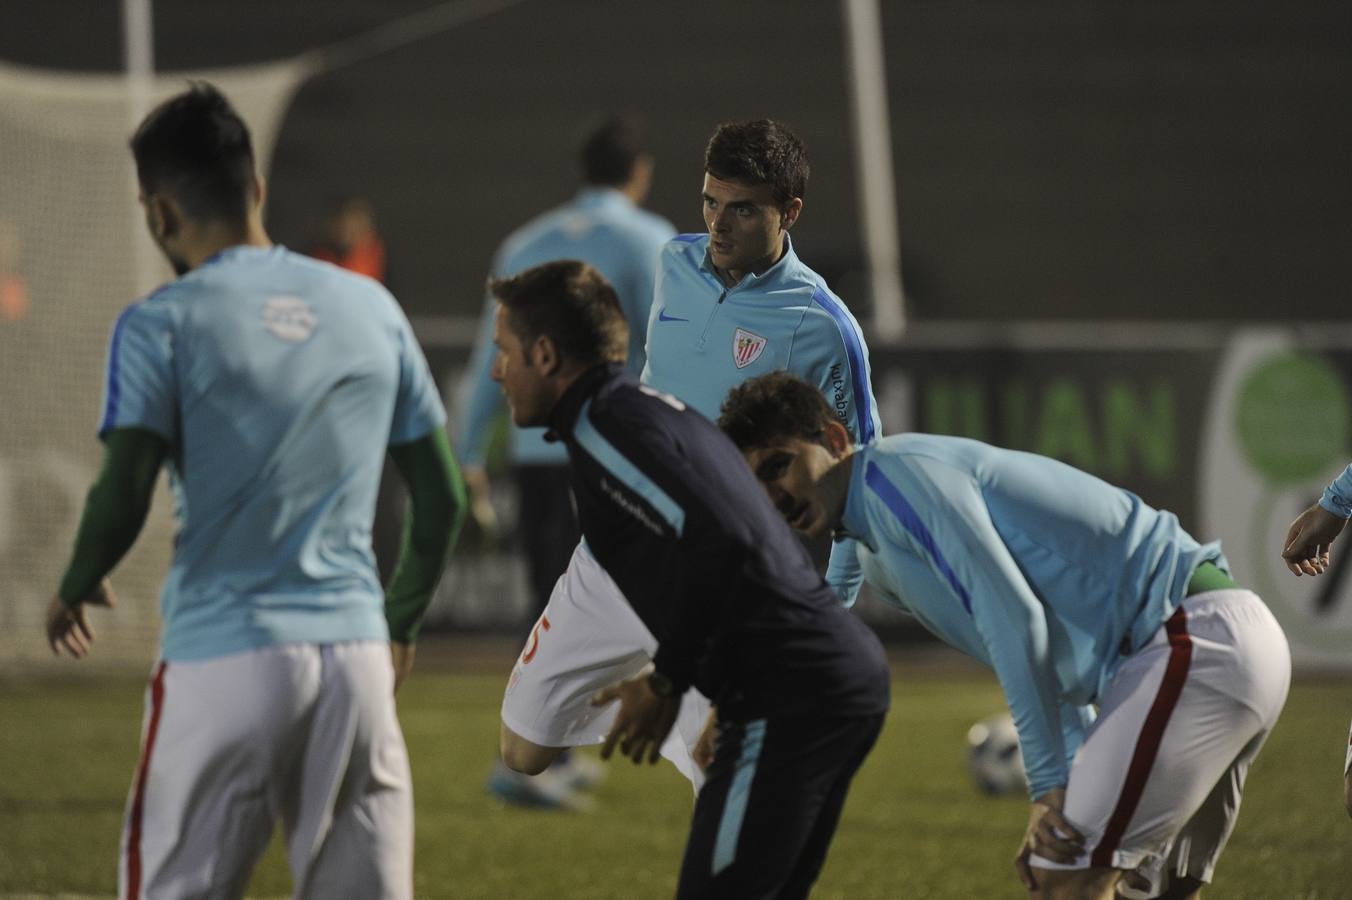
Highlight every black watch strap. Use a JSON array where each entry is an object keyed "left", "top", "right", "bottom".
[{"left": 648, "top": 670, "right": 679, "bottom": 698}]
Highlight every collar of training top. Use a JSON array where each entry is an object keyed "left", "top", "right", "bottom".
[
  {"left": 544, "top": 361, "right": 627, "bottom": 442},
  {"left": 700, "top": 231, "right": 801, "bottom": 290}
]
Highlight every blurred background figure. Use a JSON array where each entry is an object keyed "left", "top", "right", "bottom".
[
  {"left": 455, "top": 115, "right": 675, "bottom": 810},
  {"left": 0, "top": 218, "right": 29, "bottom": 321},
  {"left": 308, "top": 194, "right": 389, "bottom": 283}
]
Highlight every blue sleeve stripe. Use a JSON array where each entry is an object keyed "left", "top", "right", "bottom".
[
  {"left": 810, "top": 288, "right": 876, "bottom": 444},
  {"left": 864, "top": 460, "right": 972, "bottom": 614},
  {"left": 574, "top": 399, "right": 686, "bottom": 536},
  {"left": 712, "top": 718, "right": 767, "bottom": 875},
  {"left": 98, "top": 303, "right": 141, "bottom": 436}
]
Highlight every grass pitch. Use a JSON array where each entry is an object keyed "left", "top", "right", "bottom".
[{"left": 1, "top": 646, "right": 1349, "bottom": 899}]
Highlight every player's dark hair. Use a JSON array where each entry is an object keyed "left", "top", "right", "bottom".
[
  {"left": 704, "top": 119, "right": 809, "bottom": 206},
  {"left": 491, "top": 260, "right": 628, "bottom": 368},
  {"left": 580, "top": 116, "right": 644, "bottom": 186},
  {"left": 130, "top": 82, "right": 257, "bottom": 223},
  {"left": 719, "top": 371, "right": 836, "bottom": 450}
]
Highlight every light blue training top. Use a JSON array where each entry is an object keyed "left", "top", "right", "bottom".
[
  {"left": 99, "top": 245, "right": 446, "bottom": 661},
  {"left": 840, "top": 434, "right": 1226, "bottom": 798},
  {"left": 641, "top": 232, "right": 881, "bottom": 603},
  {"left": 455, "top": 187, "right": 675, "bottom": 467},
  {"left": 1320, "top": 464, "right": 1352, "bottom": 518}
]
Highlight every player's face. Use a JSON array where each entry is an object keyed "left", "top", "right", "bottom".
[
  {"left": 702, "top": 174, "right": 799, "bottom": 279},
  {"left": 743, "top": 437, "right": 839, "bottom": 538},
  {"left": 491, "top": 305, "right": 550, "bottom": 428}
]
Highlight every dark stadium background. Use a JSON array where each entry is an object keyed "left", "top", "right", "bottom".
[{"left": 2, "top": 0, "right": 1347, "bottom": 325}]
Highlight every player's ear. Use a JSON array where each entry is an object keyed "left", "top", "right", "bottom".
[
  {"left": 146, "top": 194, "right": 179, "bottom": 240},
  {"left": 780, "top": 197, "right": 803, "bottom": 231},
  {"left": 823, "top": 420, "right": 852, "bottom": 458},
  {"left": 533, "top": 334, "right": 561, "bottom": 376}
]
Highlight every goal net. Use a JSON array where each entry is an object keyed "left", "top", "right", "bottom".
[{"left": 0, "top": 58, "right": 311, "bottom": 670}]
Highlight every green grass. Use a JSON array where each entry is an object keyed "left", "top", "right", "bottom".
[{"left": 2, "top": 666, "right": 1349, "bottom": 899}]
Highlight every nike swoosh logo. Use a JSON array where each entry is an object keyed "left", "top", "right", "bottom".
[{"left": 657, "top": 308, "right": 689, "bottom": 323}]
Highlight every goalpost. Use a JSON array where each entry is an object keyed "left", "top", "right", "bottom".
[
  {"left": 0, "top": 49, "right": 312, "bottom": 671},
  {"left": 0, "top": 0, "right": 531, "bottom": 670}
]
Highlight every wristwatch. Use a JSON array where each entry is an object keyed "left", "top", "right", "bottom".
[{"left": 647, "top": 670, "right": 679, "bottom": 698}]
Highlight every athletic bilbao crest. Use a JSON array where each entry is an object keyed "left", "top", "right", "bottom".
[{"left": 733, "top": 328, "right": 768, "bottom": 369}]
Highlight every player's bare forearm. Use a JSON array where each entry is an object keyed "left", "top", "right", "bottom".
[
  {"left": 384, "top": 430, "right": 467, "bottom": 644},
  {"left": 56, "top": 428, "right": 166, "bottom": 606}
]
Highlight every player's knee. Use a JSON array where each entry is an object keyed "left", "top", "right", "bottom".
[{"left": 499, "top": 726, "right": 559, "bottom": 775}]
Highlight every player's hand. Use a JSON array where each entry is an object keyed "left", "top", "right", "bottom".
[
  {"left": 45, "top": 578, "right": 116, "bottom": 659},
  {"left": 1015, "top": 787, "right": 1082, "bottom": 891},
  {"left": 591, "top": 673, "right": 680, "bottom": 765},
  {"left": 463, "top": 466, "right": 499, "bottom": 539},
  {"left": 693, "top": 707, "right": 719, "bottom": 771},
  {"left": 390, "top": 641, "right": 415, "bottom": 693},
  {"left": 1281, "top": 503, "right": 1347, "bottom": 576}
]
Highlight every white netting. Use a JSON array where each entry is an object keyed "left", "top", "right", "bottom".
[{"left": 0, "top": 58, "right": 313, "bottom": 670}]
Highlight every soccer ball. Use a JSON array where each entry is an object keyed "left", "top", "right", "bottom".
[{"left": 966, "top": 713, "right": 1026, "bottom": 796}]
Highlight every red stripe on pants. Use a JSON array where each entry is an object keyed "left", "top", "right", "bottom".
[
  {"left": 1090, "top": 608, "right": 1192, "bottom": 868},
  {"left": 125, "top": 662, "right": 167, "bottom": 900}
]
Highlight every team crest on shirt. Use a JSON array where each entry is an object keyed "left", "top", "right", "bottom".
[
  {"left": 263, "top": 296, "right": 317, "bottom": 343},
  {"left": 732, "top": 328, "right": 768, "bottom": 369}
]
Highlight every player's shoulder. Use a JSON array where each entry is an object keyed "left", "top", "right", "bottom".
[
  {"left": 498, "top": 203, "right": 574, "bottom": 261},
  {"left": 601, "top": 208, "right": 677, "bottom": 251},
  {"left": 589, "top": 374, "right": 697, "bottom": 444},
  {"left": 623, "top": 208, "right": 677, "bottom": 243},
  {"left": 118, "top": 281, "right": 182, "bottom": 332},
  {"left": 276, "top": 248, "right": 402, "bottom": 313},
  {"left": 663, "top": 232, "right": 707, "bottom": 256},
  {"left": 791, "top": 282, "right": 869, "bottom": 350},
  {"left": 866, "top": 434, "right": 994, "bottom": 486}
]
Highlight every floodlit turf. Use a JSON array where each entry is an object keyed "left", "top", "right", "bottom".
[{"left": 2, "top": 665, "right": 1349, "bottom": 899}]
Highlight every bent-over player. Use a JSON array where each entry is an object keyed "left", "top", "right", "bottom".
[
  {"left": 490, "top": 261, "right": 889, "bottom": 898},
  {"left": 720, "top": 371, "right": 1291, "bottom": 900},
  {"left": 44, "top": 84, "right": 463, "bottom": 899}
]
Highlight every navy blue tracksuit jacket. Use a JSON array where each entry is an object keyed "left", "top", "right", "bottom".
[{"left": 545, "top": 363, "right": 888, "bottom": 722}]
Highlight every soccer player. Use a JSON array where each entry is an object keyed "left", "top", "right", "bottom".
[
  {"left": 719, "top": 371, "right": 1292, "bottom": 900},
  {"left": 489, "top": 260, "right": 889, "bottom": 898},
  {"left": 498, "top": 119, "right": 879, "bottom": 786},
  {"left": 457, "top": 116, "right": 674, "bottom": 807},
  {"left": 43, "top": 84, "right": 463, "bottom": 899},
  {"left": 1279, "top": 463, "right": 1352, "bottom": 818}
]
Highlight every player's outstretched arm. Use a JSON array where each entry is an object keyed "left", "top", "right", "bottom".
[
  {"left": 385, "top": 428, "right": 467, "bottom": 690},
  {"left": 48, "top": 427, "right": 167, "bottom": 658}
]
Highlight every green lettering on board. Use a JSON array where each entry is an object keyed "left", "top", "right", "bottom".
[
  {"left": 1102, "top": 382, "right": 1175, "bottom": 478},
  {"left": 1034, "top": 380, "right": 1096, "bottom": 470}
]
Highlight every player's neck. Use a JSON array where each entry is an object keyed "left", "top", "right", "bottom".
[
  {"left": 181, "top": 217, "right": 272, "bottom": 271},
  {"left": 716, "top": 235, "right": 787, "bottom": 287}
]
